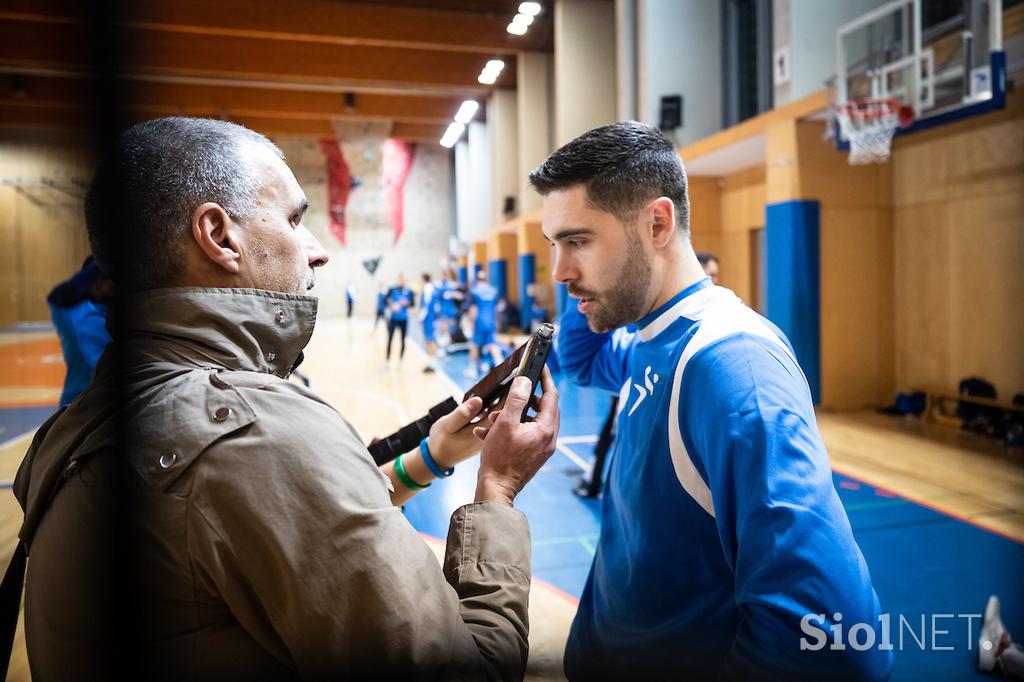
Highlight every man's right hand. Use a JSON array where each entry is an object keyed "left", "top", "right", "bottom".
[{"left": 474, "top": 367, "right": 559, "bottom": 506}]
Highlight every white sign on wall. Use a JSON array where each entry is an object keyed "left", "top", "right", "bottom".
[{"left": 773, "top": 45, "right": 791, "bottom": 87}]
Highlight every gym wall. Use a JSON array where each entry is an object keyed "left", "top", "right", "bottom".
[
  {"left": 0, "top": 132, "right": 93, "bottom": 326},
  {"left": 274, "top": 136, "right": 452, "bottom": 319},
  {"left": 890, "top": 91, "right": 1024, "bottom": 400}
]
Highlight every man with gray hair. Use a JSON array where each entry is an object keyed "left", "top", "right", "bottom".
[{"left": 12, "top": 117, "right": 560, "bottom": 680}]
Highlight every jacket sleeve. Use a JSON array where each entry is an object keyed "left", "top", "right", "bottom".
[
  {"left": 681, "top": 334, "right": 893, "bottom": 681},
  {"left": 555, "top": 302, "right": 636, "bottom": 393},
  {"left": 187, "top": 407, "right": 531, "bottom": 681}
]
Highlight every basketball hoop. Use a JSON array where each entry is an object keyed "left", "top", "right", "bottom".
[{"left": 834, "top": 98, "right": 914, "bottom": 165}]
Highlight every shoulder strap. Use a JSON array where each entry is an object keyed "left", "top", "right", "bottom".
[{"left": 0, "top": 540, "right": 26, "bottom": 680}]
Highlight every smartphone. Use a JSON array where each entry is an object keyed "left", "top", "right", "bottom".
[{"left": 464, "top": 323, "right": 554, "bottom": 421}]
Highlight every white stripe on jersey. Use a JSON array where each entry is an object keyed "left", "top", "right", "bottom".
[{"left": 641, "top": 286, "right": 798, "bottom": 518}]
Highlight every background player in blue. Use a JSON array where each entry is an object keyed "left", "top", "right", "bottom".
[
  {"left": 418, "top": 272, "right": 438, "bottom": 373},
  {"left": 466, "top": 269, "right": 501, "bottom": 378},
  {"left": 46, "top": 257, "right": 113, "bottom": 406},
  {"left": 384, "top": 274, "right": 414, "bottom": 363},
  {"left": 530, "top": 122, "right": 892, "bottom": 681}
]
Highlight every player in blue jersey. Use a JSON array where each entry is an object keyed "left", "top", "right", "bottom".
[
  {"left": 383, "top": 274, "right": 414, "bottom": 362},
  {"left": 418, "top": 273, "right": 438, "bottom": 373},
  {"left": 530, "top": 122, "right": 892, "bottom": 681},
  {"left": 466, "top": 269, "right": 501, "bottom": 378}
]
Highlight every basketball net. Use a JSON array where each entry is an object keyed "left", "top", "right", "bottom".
[{"left": 835, "top": 98, "right": 913, "bottom": 165}]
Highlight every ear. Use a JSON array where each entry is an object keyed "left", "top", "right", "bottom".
[
  {"left": 648, "top": 197, "right": 677, "bottom": 248},
  {"left": 191, "top": 202, "right": 241, "bottom": 274}
]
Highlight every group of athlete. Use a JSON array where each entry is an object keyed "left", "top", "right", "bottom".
[{"left": 374, "top": 268, "right": 503, "bottom": 377}]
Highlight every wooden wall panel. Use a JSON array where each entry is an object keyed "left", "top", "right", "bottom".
[
  {"left": 717, "top": 167, "right": 765, "bottom": 303},
  {"left": 819, "top": 206, "right": 894, "bottom": 408},
  {"left": 891, "top": 91, "right": 1024, "bottom": 399},
  {"left": 688, "top": 176, "right": 721, "bottom": 259},
  {"left": 893, "top": 202, "right": 952, "bottom": 392},
  {"left": 0, "top": 185, "right": 17, "bottom": 327},
  {"left": 0, "top": 138, "right": 94, "bottom": 324}
]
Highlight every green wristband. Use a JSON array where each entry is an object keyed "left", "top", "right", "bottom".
[{"left": 394, "top": 453, "right": 431, "bottom": 491}]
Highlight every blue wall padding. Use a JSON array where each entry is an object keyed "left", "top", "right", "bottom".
[
  {"left": 765, "top": 200, "right": 821, "bottom": 404},
  {"left": 473, "top": 263, "right": 483, "bottom": 281},
  {"left": 488, "top": 259, "right": 507, "bottom": 299},
  {"left": 555, "top": 283, "right": 569, "bottom": 319},
  {"left": 518, "top": 254, "right": 536, "bottom": 329},
  {"left": 456, "top": 266, "right": 467, "bottom": 285}
]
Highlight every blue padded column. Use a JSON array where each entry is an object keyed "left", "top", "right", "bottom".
[
  {"left": 765, "top": 200, "right": 821, "bottom": 404},
  {"left": 487, "top": 259, "right": 507, "bottom": 299},
  {"left": 456, "top": 265, "right": 467, "bottom": 285},
  {"left": 518, "top": 253, "right": 536, "bottom": 329}
]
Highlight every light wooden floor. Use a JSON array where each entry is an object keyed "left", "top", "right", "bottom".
[{"left": 1, "top": 318, "right": 1022, "bottom": 680}]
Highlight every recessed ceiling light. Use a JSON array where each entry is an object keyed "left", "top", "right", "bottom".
[
  {"left": 454, "top": 100, "right": 479, "bottom": 124},
  {"left": 512, "top": 13, "right": 534, "bottom": 27},
  {"left": 485, "top": 59, "right": 505, "bottom": 72},
  {"left": 506, "top": 21, "right": 528, "bottom": 35},
  {"left": 478, "top": 71, "right": 498, "bottom": 85},
  {"left": 519, "top": 2, "right": 541, "bottom": 16},
  {"left": 440, "top": 122, "right": 466, "bottom": 148}
]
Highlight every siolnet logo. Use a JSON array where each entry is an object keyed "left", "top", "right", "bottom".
[{"left": 627, "top": 365, "right": 660, "bottom": 416}]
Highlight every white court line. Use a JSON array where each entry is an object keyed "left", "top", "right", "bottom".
[
  {"left": 330, "top": 387, "right": 409, "bottom": 424},
  {"left": 557, "top": 441, "right": 592, "bottom": 473},
  {"left": 558, "top": 434, "right": 599, "bottom": 444}
]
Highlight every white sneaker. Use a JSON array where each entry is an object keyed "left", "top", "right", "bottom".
[{"left": 979, "top": 595, "right": 1011, "bottom": 672}]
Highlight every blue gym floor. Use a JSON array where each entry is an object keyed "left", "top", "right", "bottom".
[{"left": 408, "top": 338, "right": 1024, "bottom": 682}]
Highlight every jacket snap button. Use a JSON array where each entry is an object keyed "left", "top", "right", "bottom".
[
  {"left": 265, "top": 351, "right": 277, "bottom": 362},
  {"left": 159, "top": 452, "right": 178, "bottom": 469},
  {"left": 63, "top": 459, "right": 80, "bottom": 479},
  {"left": 275, "top": 309, "right": 286, "bottom": 323},
  {"left": 212, "top": 407, "right": 232, "bottom": 422}
]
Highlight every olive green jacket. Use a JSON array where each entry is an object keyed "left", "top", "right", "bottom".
[{"left": 14, "top": 288, "right": 531, "bottom": 681}]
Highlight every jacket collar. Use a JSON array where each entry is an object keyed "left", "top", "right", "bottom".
[{"left": 114, "top": 287, "right": 318, "bottom": 377}]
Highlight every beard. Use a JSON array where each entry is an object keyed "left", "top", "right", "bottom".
[{"left": 576, "top": 229, "right": 652, "bottom": 333}]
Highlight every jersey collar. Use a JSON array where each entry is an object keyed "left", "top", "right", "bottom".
[{"left": 635, "top": 277, "right": 713, "bottom": 343}]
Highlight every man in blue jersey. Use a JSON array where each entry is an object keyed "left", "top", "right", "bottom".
[
  {"left": 47, "top": 258, "right": 113, "bottom": 406},
  {"left": 384, "top": 274, "right": 414, "bottom": 362},
  {"left": 530, "top": 122, "right": 892, "bottom": 681},
  {"left": 467, "top": 270, "right": 501, "bottom": 378},
  {"left": 419, "top": 273, "right": 438, "bottom": 373}
]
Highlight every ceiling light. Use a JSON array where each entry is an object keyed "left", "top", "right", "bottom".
[
  {"left": 478, "top": 71, "right": 498, "bottom": 85},
  {"left": 440, "top": 122, "right": 466, "bottom": 148},
  {"left": 519, "top": 2, "right": 542, "bottom": 16},
  {"left": 454, "top": 100, "right": 479, "bottom": 124},
  {"left": 512, "top": 13, "right": 534, "bottom": 27},
  {"left": 485, "top": 59, "right": 505, "bottom": 72},
  {"left": 506, "top": 22, "right": 528, "bottom": 35}
]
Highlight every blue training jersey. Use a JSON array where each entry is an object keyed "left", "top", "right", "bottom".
[
  {"left": 471, "top": 282, "right": 499, "bottom": 333},
  {"left": 384, "top": 286, "right": 414, "bottom": 322},
  {"left": 49, "top": 300, "right": 111, "bottom": 407},
  {"left": 559, "top": 277, "right": 892, "bottom": 681}
]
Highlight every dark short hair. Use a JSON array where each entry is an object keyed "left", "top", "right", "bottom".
[
  {"left": 85, "top": 117, "right": 283, "bottom": 290},
  {"left": 528, "top": 121, "right": 690, "bottom": 237},
  {"left": 696, "top": 252, "right": 718, "bottom": 267}
]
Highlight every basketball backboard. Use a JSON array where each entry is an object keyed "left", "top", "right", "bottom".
[{"left": 834, "top": 0, "right": 1006, "bottom": 145}]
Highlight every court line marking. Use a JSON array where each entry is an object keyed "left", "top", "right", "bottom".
[
  {"left": 556, "top": 442, "right": 591, "bottom": 473},
  {"left": 558, "top": 435, "right": 599, "bottom": 445},
  {"left": 328, "top": 387, "right": 409, "bottom": 424},
  {"left": 830, "top": 462, "right": 1024, "bottom": 545}
]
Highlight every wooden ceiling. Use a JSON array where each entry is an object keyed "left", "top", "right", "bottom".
[{"left": 0, "top": 0, "right": 553, "bottom": 143}]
